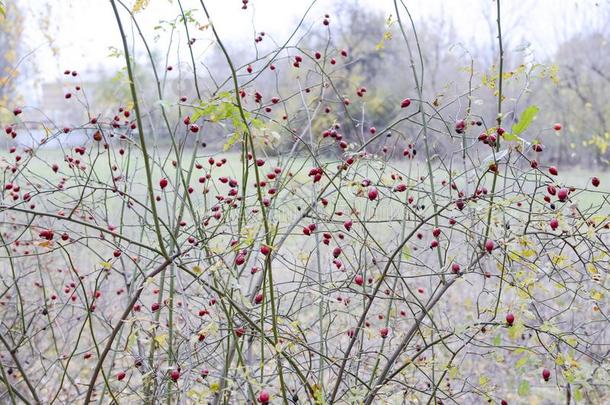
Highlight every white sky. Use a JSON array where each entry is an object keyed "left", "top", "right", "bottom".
[{"left": 20, "top": 0, "right": 610, "bottom": 83}]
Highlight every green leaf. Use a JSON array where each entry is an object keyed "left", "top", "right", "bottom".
[
  {"left": 502, "top": 132, "right": 518, "bottom": 141},
  {"left": 574, "top": 388, "right": 583, "bottom": 401},
  {"left": 251, "top": 118, "right": 265, "bottom": 129},
  {"left": 190, "top": 93, "right": 235, "bottom": 123},
  {"left": 508, "top": 321, "right": 525, "bottom": 341},
  {"left": 0, "top": 1, "right": 5, "bottom": 17},
  {"left": 512, "top": 105, "right": 539, "bottom": 135},
  {"left": 515, "top": 355, "right": 529, "bottom": 369},
  {"left": 223, "top": 132, "right": 241, "bottom": 151},
  {"left": 402, "top": 245, "right": 411, "bottom": 260},
  {"left": 312, "top": 384, "right": 326, "bottom": 405},
  {"left": 518, "top": 380, "right": 530, "bottom": 396}
]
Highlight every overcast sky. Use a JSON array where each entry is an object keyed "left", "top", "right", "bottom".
[{"left": 19, "top": 0, "right": 610, "bottom": 84}]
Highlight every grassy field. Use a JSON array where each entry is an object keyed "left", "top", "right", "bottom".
[{"left": 1, "top": 143, "right": 609, "bottom": 404}]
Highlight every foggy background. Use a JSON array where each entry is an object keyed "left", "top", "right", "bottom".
[{"left": 2, "top": 0, "right": 610, "bottom": 166}]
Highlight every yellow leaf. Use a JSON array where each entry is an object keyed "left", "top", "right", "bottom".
[
  {"left": 298, "top": 251, "right": 310, "bottom": 265},
  {"left": 521, "top": 249, "right": 536, "bottom": 258},
  {"left": 154, "top": 334, "right": 167, "bottom": 347},
  {"left": 201, "top": 321, "right": 218, "bottom": 337},
  {"left": 132, "top": 0, "right": 150, "bottom": 13},
  {"left": 591, "top": 290, "right": 604, "bottom": 301},
  {"left": 565, "top": 337, "right": 577, "bottom": 347},
  {"left": 550, "top": 254, "right": 566, "bottom": 266}
]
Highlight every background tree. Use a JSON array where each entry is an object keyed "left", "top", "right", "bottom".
[{"left": 0, "top": 2, "right": 24, "bottom": 118}]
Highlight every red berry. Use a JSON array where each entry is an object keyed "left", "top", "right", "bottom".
[
  {"left": 235, "top": 254, "right": 245, "bottom": 265},
  {"left": 451, "top": 263, "right": 460, "bottom": 273},
  {"left": 344, "top": 220, "right": 353, "bottom": 231},
  {"left": 400, "top": 98, "right": 411, "bottom": 108},
  {"left": 394, "top": 183, "right": 407, "bottom": 192},
  {"left": 484, "top": 239, "right": 495, "bottom": 253},
  {"left": 454, "top": 120, "right": 466, "bottom": 133},
  {"left": 332, "top": 247, "right": 342, "bottom": 258},
  {"left": 379, "top": 327, "right": 389, "bottom": 338},
  {"left": 159, "top": 178, "right": 168, "bottom": 189},
  {"left": 505, "top": 313, "right": 515, "bottom": 326},
  {"left": 542, "top": 368, "right": 551, "bottom": 381},
  {"left": 170, "top": 369, "right": 180, "bottom": 382},
  {"left": 368, "top": 186, "right": 378, "bottom": 201},
  {"left": 258, "top": 389, "right": 270, "bottom": 403},
  {"left": 117, "top": 371, "right": 126, "bottom": 381},
  {"left": 260, "top": 245, "right": 271, "bottom": 255},
  {"left": 557, "top": 188, "right": 568, "bottom": 202},
  {"left": 548, "top": 166, "right": 558, "bottom": 176},
  {"left": 354, "top": 275, "right": 364, "bottom": 286},
  {"left": 592, "top": 177, "right": 600, "bottom": 187},
  {"left": 553, "top": 123, "right": 562, "bottom": 131},
  {"left": 550, "top": 218, "right": 559, "bottom": 230}
]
